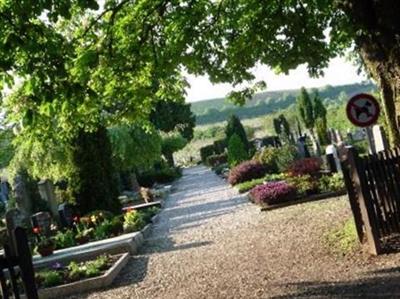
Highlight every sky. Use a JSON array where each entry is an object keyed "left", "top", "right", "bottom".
[{"left": 185, "top": 57, "right": 368, "bottom": 102}]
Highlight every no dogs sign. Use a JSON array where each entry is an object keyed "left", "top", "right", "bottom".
[{"left": 346, "top": 93, "right": 380, "bottom": 127}]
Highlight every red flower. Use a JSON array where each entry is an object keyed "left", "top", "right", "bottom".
[
  {"left": 32, "top": 227, "right": 40, "bottom": 234},
  {"left": 73, "top": 216, "right": 80, "bottom": 223}
]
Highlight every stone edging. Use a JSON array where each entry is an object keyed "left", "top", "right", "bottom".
[{"left": 22, "top": 253, "right": 130, "bottom": 299}]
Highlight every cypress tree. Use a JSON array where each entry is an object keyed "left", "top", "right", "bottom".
[{"left": 225, "top": 115, "right": 249, "bottom": 150}]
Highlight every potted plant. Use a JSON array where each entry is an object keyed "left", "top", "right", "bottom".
[
  {"left": 33, "top": 226, "right": 55, "bottom": 257},
  {"left": 75, "top": 228, "right": 93, "bottom": 245},
  {"left": 37, "top": 236, "right": 55, "bottom": 257}
]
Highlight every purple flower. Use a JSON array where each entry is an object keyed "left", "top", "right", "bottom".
[
  {"left": 51, "top": 262, "right": 63, "bottom": 270},
  {"left": 249, "top": 181, "right": 296, "bottom": 205},
  {"left": 228, "top": 160, "right": 266, "bottom": 185}
]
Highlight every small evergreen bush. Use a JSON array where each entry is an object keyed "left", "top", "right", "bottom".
[{"left": 227, "top": 134, "right": 248, "bottom": 167}]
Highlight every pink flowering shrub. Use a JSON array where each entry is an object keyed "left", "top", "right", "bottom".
[
  {"left": 287, "top": 157, "right": 322, "bottom": 177},
  {"left": 249, "top": 181, "right": 297, "bottom": 205},
  {"left": 228, "top": 160, "right": 266, "bottom": 185}
]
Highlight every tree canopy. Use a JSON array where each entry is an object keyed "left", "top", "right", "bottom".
[{"left": 1, "top": 0, "right": 400, "bottom": 146}]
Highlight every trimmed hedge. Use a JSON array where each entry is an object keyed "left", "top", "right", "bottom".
[
  {"left": 228, "top": 160, "right": 266, "bottom": 185},
  {"left": 137, "top": 167, "right": 182, "bottom": 187},
  {"left": 200, "top": 144, "right": 216, "bottom": 163}
]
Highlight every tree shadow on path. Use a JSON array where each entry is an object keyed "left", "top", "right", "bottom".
[{"left": 270, "top": 267, "right": 400, "bottom": 298}]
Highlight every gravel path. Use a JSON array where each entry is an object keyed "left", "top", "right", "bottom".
[{"left": 75, "top": 166, "right": 400, "bottom": 299}]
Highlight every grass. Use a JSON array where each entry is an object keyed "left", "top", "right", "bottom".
[
  {"left": 324, "top": 217, "right": 360, "bottom": 255},
  {"left": 235, "top": 173, "right": 286, "bottom": 193}
]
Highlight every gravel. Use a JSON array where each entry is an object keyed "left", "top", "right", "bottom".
[{"left": 70, "top": 166, "right": 400, "bottom": 299}]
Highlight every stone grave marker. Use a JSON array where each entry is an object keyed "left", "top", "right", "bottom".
[
  {"left": 31, "top": 212, "right": 52, "bottom": 236},
  {"left": 296, "top": 136, "right": 310, "bottom": 158},
  {"left": 372, "top": 125, "right": 389, "bottom": 153},
  {"left": 326, "top": 144, "right": 341, "bottom": 173},
  {"left": 38, "top": 180, "right": 58, "bottom": 220},
  {"left": 13, "top": 174, "right": 31, "bottom": 215},
  {"left": 5, "top": 208, "right": 27, "bottom": 254},
  {"left": 58, "top": 203, "right": 74, "bottom": 228}
]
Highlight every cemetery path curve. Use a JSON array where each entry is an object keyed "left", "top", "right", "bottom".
[{"left": 74, "top": 165, "right": 400, "bottom": 299}]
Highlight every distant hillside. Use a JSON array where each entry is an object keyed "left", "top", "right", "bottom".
[{"left": 191, "top": 82, "right": 377, "bottom": 125}]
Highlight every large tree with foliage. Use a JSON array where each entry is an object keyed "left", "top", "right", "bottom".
[
  {"left": 150, "top": 100, "right": 196, "bottom": 141},
  {"left": 2, "top": 0, "right": 400, "bottom": 147}
]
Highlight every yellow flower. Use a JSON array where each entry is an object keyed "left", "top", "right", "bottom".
[{"left": 91, "top": 215, "right": 97, "bottom": 223}]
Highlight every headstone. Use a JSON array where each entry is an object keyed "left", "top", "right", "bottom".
[
  {"left": 372, "top": 125, "right": 389, "bottom": 153},
  {"left": 38, "top": 180, "right": 58, "bottom": 220},
  {"left": 5, "top": 208, "right": 28, "bottom": 254},
  {"left": 31, "top": 212, "right": 52, "bottom": 236},
  {"left": 58, "top": 203, "right": 74, "bottom": 228},
  {"left": 296, "top": 136, "right": 310, "bottom": 158},
  {"left": 326, "top": 145, "right": 342, "bottom": 173},
  {"left": 365, "top": 127, "right": 376, "bottom": 154},
  {"left": 334, "top": 129, "right": 343, "bottom": 143},
  {"left": 13, "top": 174, "right": 32, "bottom": 215},
  {"left": 0, "top": 179, "right": 9, "bottom": 204}
]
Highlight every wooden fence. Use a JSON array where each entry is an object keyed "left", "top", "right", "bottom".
[
  {"left": 342, "top": 146, "right": 400, "bottom": 255},
  {"left": 0, "top": 227, "right": 38, "bottom": 299}
]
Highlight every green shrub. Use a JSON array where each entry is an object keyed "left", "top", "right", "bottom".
[
  {"left": 235, "top": 173, "right": 287, "bottom": 193},
  {"left": 199, "top": 144, "right": 216, "bottom": 163},
  {"left": 275, "top": 144, "right": 299, "bottom": 172},
  {"left": 93, "top": 219, "right": 114, "bottom": 240},
  {"left": 54, "top": 229, "right": 76, "bottom": 250},
  {"left": 213, "top": 139, "right": 227, "bottom": 154},
  {"left": 253, "top": 147, "right": 279, "bottom": 173},
  {"left": 67, "top": 255, "right": 109, "bottom": 281},
  {"left": 236, "top": 177, "right": 265, "bottom": 193},
  {"left": 212, "top": 163, "right": 229, "bottom": 175},
  {"left": 123, "top": 210, "right": 146, "bottom": 233},
  {"left": 318, "top": 173, "right": 345, "bottom": 193},
  {"left": 225, "top": 115, "right": 249, "bottom": 150},
  {"left": 206, "top": 153, "right": 228, "bottom": 167},
  {"left": 286, "top": 175, "right": 317, "bottom": 196},
  {"left": 142, "top": 206, "right": 160, "bottom": 223},
  {"left": 137, "top": 167, "right": 181, "bottom": 187},
  {"left": 37, "top": 271, "right": 63, "bottom": 288},
  {"left": 71, "top": 126, "right": 121, "bottom": 215},
  {"left": 227, "top": 134, "right": 249, "bottom": 167}
]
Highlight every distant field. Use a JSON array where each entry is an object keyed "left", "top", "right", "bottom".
[
  {"left": 176, "top": 81, "right": 377, "bottom": 165},
  {"left": 191, "top": 82, "right": 376, "bottom": 125}
]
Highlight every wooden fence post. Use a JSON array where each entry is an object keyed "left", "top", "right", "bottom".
[
  {"left": 346, "top": 147, "right": 382, "bottom": 255},
  {"left": 14, "top": 227, "right": 39, "bottom": 299},
  {"left": 341, "top": 156, "right": 364, "bottom": 242}
]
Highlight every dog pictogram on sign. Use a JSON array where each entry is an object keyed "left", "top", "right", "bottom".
[{"left": 346, "top": 93, "right": 380, "bottom": 127}]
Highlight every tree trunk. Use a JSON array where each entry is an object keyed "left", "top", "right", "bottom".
[{"left": 339, "top": 0, "right": 400, "bottom": 146}]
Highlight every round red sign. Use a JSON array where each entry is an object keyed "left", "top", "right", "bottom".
[{"left": 346, "top": 93, "right": 380, "bottom": 127}]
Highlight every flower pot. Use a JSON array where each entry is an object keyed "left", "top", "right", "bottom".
[
  {"left": 38, "top": 245, "right": 55, "bottom": 257},
  {"left": 75, "top": 235, "right": 90, "bottom": 245}
]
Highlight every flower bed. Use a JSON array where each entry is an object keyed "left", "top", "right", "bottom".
[
  {"left": 32, "top": 207, "right": 160, "bottom": 256},
  {"left": 247, "top": 173, "right": 346, "bottom": 208},
  {"left": 28, "top": 253, "right": 129, "bottom": 299},
  {"left": 249, "top": 181, "right": 297, "bottom": 205}
]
